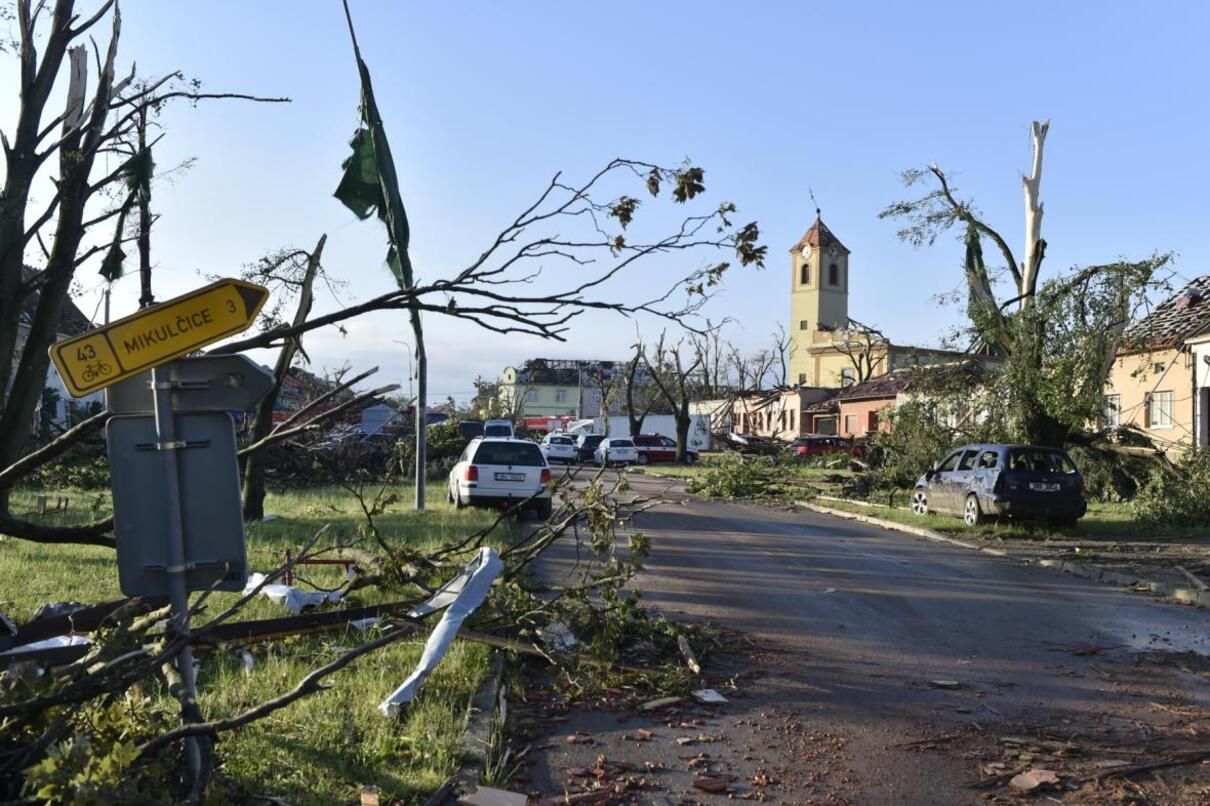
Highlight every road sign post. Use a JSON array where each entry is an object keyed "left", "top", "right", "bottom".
[
  {"left": 150, "top": 364, "right": 204, "bottom": 780},
  {"left": 52, "top": 280, "right": 271, "bottom": 790}
]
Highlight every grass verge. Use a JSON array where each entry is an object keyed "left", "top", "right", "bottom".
[{"left": 2, "top": 484, "right": 510, "bottom": 804}]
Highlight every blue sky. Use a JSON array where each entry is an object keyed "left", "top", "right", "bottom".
[{"left": 7, "top": 1, "right": 1210, "bottom": 400}]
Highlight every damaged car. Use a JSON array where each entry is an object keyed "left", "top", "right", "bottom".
[{"left": 911, "top": 444, "right": 1087, "bottom": 527}]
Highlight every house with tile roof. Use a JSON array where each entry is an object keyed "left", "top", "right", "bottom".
[{"left": 1105, "top": 277, "right": 1210, "bottom": 451}]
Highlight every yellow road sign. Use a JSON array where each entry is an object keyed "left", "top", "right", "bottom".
[{"left": 50, "top": 278, "right": 269, "bottom": 397}]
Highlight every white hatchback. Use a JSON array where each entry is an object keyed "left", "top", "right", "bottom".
[
  {"left": 593, "top": 437, "right": 638, "bottom": 467},
  {"left": 448, "top": 437, "right": 552, "bottom": 518},
  {"left": 540, "top": 433, "right": 578, "bottom": 464}
]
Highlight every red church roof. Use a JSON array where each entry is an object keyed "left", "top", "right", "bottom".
[{"left": 789, "top": 216, "right": 850, "bottom": 255}]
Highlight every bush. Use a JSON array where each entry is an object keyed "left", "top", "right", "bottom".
[
  {"left": 395, "top": 421, "right": 469, "bottom": 478},
  {"left": 1132, "top": 448, "right": 1210, "bottom": 527},
  {"left": 685, "top": 452, "right": 777, "bottom": 498},
  {"left": 865, "top": 401, "right": 954, "bottom": 492}
]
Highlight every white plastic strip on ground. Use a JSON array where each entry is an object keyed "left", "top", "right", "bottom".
[
  {"left": 378, "top": 546, "right": 503, "bottom": 717},
  {"left": 242, "top": 573, "right": 343, "bottom": 614}
]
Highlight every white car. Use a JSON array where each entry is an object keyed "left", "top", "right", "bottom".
[
  {"left": 448, "top": 437, "right": 552, "bottom": 518},
  {"left": 540, "top": 433, "right": 578, "bottom": 464},
  {"left": 593, "top": 437, "right": 638, "bottom": 467}
]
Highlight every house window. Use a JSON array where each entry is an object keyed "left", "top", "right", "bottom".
[
  {"left": 1149, "top": 390, "right": 1174, "bottom": 428},
  {"left": 591, "top": 391, "right": 602, "bottom": 404},
  {"left": 800, "top": 263, "right": 810, "bottom": 285},
  {"left": 867, "top": 411, "right": 879, "bottom": 432},
  {"left": 526, "top": 390, "right": 540, "bottom": 403},
  {"left": 797, "top": 373, "right": 807, "bottom": 385},
  {"left": 828, "top": 263, "right": 839, "bottom": 286},
  {"left": 799, "top": 320, "right": 809, "bottom": 330},
  {"left": 1103, "top": 394, "right": 1120, "bottom": 428},
  {"left": 555, "top": 389, "right": 567, "bottom": 403},
  {"left": 840, "top": 368, "right": 855, "bottom": 387},
  {"left": 843, "top": 413, "right": 857, "bottom": 435},
  {"left": 790, "top": 410, "right": 796, "bottom": 431}
]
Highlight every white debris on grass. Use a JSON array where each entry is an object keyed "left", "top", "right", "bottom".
[
  {"left": 692, "top": 688, "right": 729, "bottom": 704},
  {"left": 378, "top": 547, "right": 503, "bottom": 718},
  {"left": 242, "top": 573, "right": 343, "bottom": 614}
]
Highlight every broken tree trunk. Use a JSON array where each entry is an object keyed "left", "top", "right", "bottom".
[{"left": 242, "top": 234, "right": 326, "bottom": 521}]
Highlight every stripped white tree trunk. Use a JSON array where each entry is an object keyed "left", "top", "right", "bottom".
[{"left": 1020, "top": 119, "right": 1050, "bottom": 307}]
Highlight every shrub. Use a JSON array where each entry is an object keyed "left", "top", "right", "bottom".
[{"left": 1132, "top": 448, "right": 1210, "bottom": 527}]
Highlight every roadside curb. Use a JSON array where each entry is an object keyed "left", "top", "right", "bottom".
[
  {"left": 425, "top": 650, "right": 506, "bottom": 806},
  {"left": 798, "top": 500, "right": 1210, "bottom": 609}
]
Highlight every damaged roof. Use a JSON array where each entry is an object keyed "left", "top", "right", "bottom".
[
  {"left": 1124, "top": 276, "right": 1210, "bottom": 350},
  {"left": 19, "top": 266, "right": 94, "bottom": 337},
  {"left": 836, "top": 369, "right": 914, "bottom": 402},
  {"left": 789, "top": 216, "right": 850, "bottom": 255}
]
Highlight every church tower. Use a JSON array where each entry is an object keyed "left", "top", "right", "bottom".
[{"left": 789, "top": 213, "right": 850, "bottom": 386}]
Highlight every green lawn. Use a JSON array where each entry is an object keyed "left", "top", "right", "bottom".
[
  {"left": 2, "top": 484, "right": 509, "bottom": 804},
  {"left": 813, "top": 497, "right": 1205, "bottom": 543}
]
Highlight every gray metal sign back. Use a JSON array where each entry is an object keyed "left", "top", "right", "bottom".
[
  {"left": 106, "top": 354, "right": 275, "bottom": 415},
  {"left": 107, "top": 413, "right": 248, "bottom": 597}
]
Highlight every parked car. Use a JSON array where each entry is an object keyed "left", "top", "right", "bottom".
[
  {"left": 722, "top": 433, "right": 783, "bottom": 455},
  {"left": 787, "top": 435, "right": 860, "bottom": 458},
  {"left": 457, "top": 420, "right": 485, "bottom": 440},
  {"left": 593, "top": 437, "right": 639, "bottom": 467},
  {"left": 540, "top": 433, "right": 578, "bottom": 464},
  {"left": 574, "top": 433, "right": 606, "bottom": 463},
  {"left": 483, "top": 419, "right": 515, "bottom": 439},
  {"left": 632, "top": 434, "right": 698, "bottom": 464},
  {"left": 911, "top": 444, "right": 1087, "bottom": 526},
  {"left": 447, "top": 437, "right": 552, "bottom": 518}
]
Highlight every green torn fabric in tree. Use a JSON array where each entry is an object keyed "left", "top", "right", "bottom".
[
  {"left": 333, "top": 57, "right": 413, "bottom": 290},
  {"left": 98, "top": 148, "right": 155, "bottom": 282}
]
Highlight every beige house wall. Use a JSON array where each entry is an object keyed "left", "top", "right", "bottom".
[
  {"left": 837, "top": 398, "right": 894, "bottom": 439},
  {"left": 1106, "top": 348, "right": 1195, "bottom": 450}
]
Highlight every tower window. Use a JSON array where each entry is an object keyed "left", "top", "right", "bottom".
[
  {"left": 799, "top": 320, "right": 809, "bottom": 330},
  {"left": 800, "top": 263, "right": 810, "bottom": 285},
  {"left": 828, "top": 263, "right": 839, "bottom": 286},
  {"left": 840, "top": 368, "right": 856, "bottom": 387}
]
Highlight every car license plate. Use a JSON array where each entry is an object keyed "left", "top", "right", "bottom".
[
  {"left": 495, "top": 472, "right": 524, "bottom": 482},
  {"left": 1029, "top": 482, "right": 1060, "bottom": 492}
]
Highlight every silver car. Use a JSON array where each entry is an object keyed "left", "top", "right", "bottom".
[{"left": 593, "top": 437, "right": 638, "bottom": 467}]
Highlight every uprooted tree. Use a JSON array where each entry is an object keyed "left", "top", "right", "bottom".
[{"left": 879, "top": 119, "right": 1171, "bottom": 448}]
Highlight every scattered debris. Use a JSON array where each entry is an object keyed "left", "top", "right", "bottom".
[
  {"left": 1175, "top": 564, "right": 1209, "bottom": 591},
  {"left": 539, "top": 621, "right": 578, "bottom": 651},
  {"left": 379, "top": 548, "right": 503, "bottom": 717},
  {"left": 639, "top": 696, "right": 682, "bottom": 711},
  {"left": 1008, "top": 768, "right": 1060, "bottom": 792},
  {"left": 928, "top": 679, "right": 960, "bottom": 689},
  {"left": 243, "top": 572, "right": 344, "bottom": 614},
  {"left": 459, "top": 785, "right": 528, "bottom": 806},
  {"left": 693, "top": 776, "right": 730, "bottom": 794},
  {"left": 692, "top": 688, "right": 729, "bottom": 704},
  {"left": 678, "top": 634, "right": 701, "bottom": 674}
]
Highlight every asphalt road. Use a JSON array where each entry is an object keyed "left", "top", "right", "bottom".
[{"left": 524, "top": 473, "right": 1210, "bottom": 804}]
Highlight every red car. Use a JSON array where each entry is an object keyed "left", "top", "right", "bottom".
[
  {"left": 788, "top": 435, "right": 860, "bottom": 458},
  {"left": 632, "top": 434, "right": 698, "bottom": 464}
]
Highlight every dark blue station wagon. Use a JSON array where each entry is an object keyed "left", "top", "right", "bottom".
[{"left": 912, "top": 444, "right": 1087, "bottom": 526}]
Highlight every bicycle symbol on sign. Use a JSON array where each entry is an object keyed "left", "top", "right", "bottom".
[{"left": 81, "top": 360, "right": 113, "bottom": 383}]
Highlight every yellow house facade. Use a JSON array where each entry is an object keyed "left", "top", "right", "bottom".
[{"left": 1105, "top": 277, "right": 1210, "bottom": 452}]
